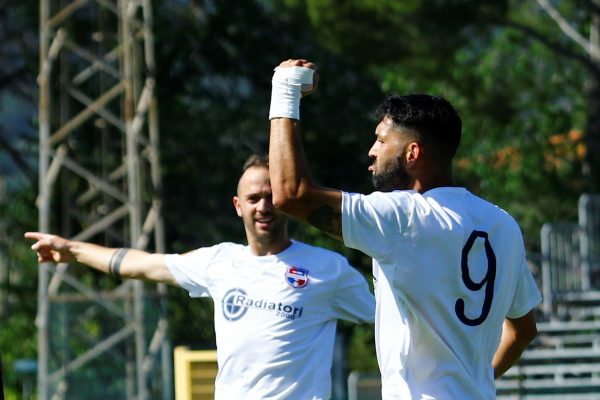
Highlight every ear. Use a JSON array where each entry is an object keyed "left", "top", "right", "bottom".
[
  {"left": 405, "top": 142, "right": 422, "bottom": 167},
  {"left": 233, "top": 196, "right": 243, "bottom": 217}
]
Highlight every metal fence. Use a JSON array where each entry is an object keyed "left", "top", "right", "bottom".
[
  {"left": 347, "top": 372, "right": 381, "bottom": 400},
  {"left": 541, "top": 194, "right": 600, "bottom": 320}
]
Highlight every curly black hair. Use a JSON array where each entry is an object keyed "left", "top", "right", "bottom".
[{"left": 375, "top": 94, "right": 462, "bottom": 160}]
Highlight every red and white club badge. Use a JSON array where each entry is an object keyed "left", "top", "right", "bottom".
[{"left": 285, "top": 266, "right": 309, "bottom": 288}]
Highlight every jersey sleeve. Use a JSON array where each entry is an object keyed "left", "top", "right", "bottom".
[
  {"left": 330, "top": 257, "right": 376, "bottom": 323},
  {"left": 165, "top": 245, "right": 222, "bottom": 298},
  {"left": 506, "top": 258, "right": 542, "bottom": 319},
  {"left": 341, "top": 191, "right": 409, "bottom": 260}
]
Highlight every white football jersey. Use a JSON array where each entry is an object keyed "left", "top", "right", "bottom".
[
  {"left": 342, "top": 187, "right": 541, "bottom": 400},
  {"left": 165, "top": 240, "right": 375, "bottom": 400}
]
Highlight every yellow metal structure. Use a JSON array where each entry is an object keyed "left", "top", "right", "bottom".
[{"left": 174, "top": 347, "right": 218, "bottom": 400}]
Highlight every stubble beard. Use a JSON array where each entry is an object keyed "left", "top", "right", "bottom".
[{"left": 251, "top": 215, "right": 287, "bottom": 244}]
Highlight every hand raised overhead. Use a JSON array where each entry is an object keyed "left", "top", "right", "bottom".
[{"left": 269, "top": 58, "right": 319, "bottom": 121}]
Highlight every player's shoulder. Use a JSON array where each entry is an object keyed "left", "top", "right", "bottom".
[
  {"left": 291, "top": 239, "right": 339, "bottom": 255},
  {"left": 190, "top": 241, "right": 244, "bottom": 251},
  {"left": 467, "top": 190, "right": 514, "bottom": 215},
  {"left": 466, "top": 191, "right": 523, "bottom": 230},
  {"left": 185, "top": 241, "right": 246, "bottom": 259},
  {"left": 212, "top": 242, "right": 248, "bottom": 257},
  {"left": 364, "top": 189, "right": 417, "bottom": 202},
  {"left": 289, "top": 240, "right": 354, "bottom": 269},
  {"left": 213, "top": 241, "right": 245, "bottom": 250},
  {"left": 354, "top": 189, "right": 418, "bottom": 214}
]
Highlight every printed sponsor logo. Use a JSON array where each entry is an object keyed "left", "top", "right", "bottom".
[
  {"left": 222, "top": 288, "right": 249, "bottom": 321},
  {"left": 285, "top": 266, "right": 309, "bottom": 288},
  {"left": 221, "top": 288, "right": 304, "bottom": 321}
]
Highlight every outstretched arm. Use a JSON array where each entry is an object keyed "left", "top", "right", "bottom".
[
  {"left": 492, "top": 310, "right": 538, "bottom": 378},
  {"left": 24, "top": 232, "right": 179, "bottom": 286},
  {"left": 268, "top": 59, "right": 344, "bottom": 239}
]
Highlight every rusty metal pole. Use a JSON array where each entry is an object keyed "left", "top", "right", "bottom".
[
  {"left": 37, "top": 0, "right": 51, "bottom": 398},
  {"left": 37, "top": 0, "right": 170, "bottom": 398}
]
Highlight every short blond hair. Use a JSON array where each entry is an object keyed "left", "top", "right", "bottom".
[
  {"left": 242, "top": 154, "right": 269, "bottom": 172},
  {"left": 237, "top": 154, "right": 269, "bottom": 195}
]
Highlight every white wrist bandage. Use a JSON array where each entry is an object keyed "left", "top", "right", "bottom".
[{"left": 269, "top": 66, "right": 314, "bottom": 120}]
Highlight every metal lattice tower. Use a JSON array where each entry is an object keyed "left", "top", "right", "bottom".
[{"left": 38, "top": 0, "right": 172, "bottom": 398}]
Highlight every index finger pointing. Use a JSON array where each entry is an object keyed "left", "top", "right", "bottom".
[{"left": 24, "top": 232, "right": 46, "bottom": 241}]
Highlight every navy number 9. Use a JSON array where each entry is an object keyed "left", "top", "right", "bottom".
[{"left": 455, "top": 230, "right": 496, "bottom": 326}]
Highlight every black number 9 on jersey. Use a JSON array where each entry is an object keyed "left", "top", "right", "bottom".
[{"left": 455, "top": 230, "right": 496, "bottom": 326}]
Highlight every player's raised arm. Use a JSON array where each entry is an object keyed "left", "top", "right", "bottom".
[
  {"left": 268, "top": 58, "right": 344, "bottom": 240},
  {"left": 24, "top": 232, "right": 179, "bottom": 286}
]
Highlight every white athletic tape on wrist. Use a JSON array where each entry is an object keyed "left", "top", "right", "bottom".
[{"left": 269, "top": 66, "right": 314, "bottom": 120}]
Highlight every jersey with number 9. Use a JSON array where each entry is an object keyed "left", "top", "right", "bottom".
[{"left": 342, "top": 187, "right": 541, "bottom": 400}]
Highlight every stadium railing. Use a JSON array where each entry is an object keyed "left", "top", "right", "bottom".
[
  {"left": 579, "top": 194, "right": 600, "bottom": 292},
  {"left": 540, "top": 194, "right": 600, "bottom": 321}
]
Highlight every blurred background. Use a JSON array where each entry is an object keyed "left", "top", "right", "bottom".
[{"left": 1, "top": 0, "right": 598, "bottom": 399}]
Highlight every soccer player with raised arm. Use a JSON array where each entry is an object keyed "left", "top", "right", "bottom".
[
  {"left": 267, "top": 59, "right": 541, "bottom": 399},
  {"left": 26, "top": 154, "right": 375, "bottom": 400}
]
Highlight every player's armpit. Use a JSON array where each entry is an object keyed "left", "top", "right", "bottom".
[
  {"left": 302, "top": 188, "right": 343, "bottom": 240},
  {"left": 272, "top": 183, "right": 343, "bottom": 239},
  {"left": 307, "top": 204, "right": 342, "bottom": 240}
]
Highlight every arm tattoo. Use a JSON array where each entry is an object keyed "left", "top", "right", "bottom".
[
  {"left": 108, "top": 248, "right": 129, "bottom": 279},
  {"left": 307, "top": 205, "right": 342, "bottom": 238}
]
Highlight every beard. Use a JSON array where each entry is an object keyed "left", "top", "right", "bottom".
[
  {"left": 246, "top": 213, "right": 288, "bottom": 243},
  {"left": 371, "top": 156, "right": 412, "bottom": 192}
]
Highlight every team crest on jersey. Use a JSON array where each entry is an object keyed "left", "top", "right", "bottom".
[{"left": 285, "top": 266, "right": 309, "bottom": 288}]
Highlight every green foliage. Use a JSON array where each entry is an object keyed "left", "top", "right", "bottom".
[
  {"left": 346, "top": 324, "right": 377, "bottom": 371},
  {"left": 0, "top": 185, "right": 39, "bottom": 396},
  {"left": 167, "top": 290, "right": 216, "bottom": 348}
]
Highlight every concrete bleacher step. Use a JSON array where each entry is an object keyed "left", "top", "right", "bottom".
[
  {"left": 500, "top": 362, "right": 600, "bottom": 377},
  {"left": 497, "top": 319, "right": 600, "bottom": 397},
  {"left": 521, "top": 347, "right": 600, "bottom": 360},
  {"left": 498, "top": 394, "right": 600, "bottom": 400}
]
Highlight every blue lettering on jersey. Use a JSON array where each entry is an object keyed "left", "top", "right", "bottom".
[
  {"left": 455, "top": 230, "right": 496, "bottom": 326},
  {"left": 221, "top": 288, "right": 304, "bottom": 322},
  {"left": 222, "top": 288, "right": 250, "bottom": 321}
]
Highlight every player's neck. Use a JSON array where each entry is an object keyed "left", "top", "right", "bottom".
[
  {"left": 413, "top": 172, "right": 455, "bottom": 194},
  {"left": 248, "top": 236, "right": 292, "bottom": 256}
]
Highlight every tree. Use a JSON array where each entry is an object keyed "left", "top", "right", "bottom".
[
  {"left": 0, "top": 1, "right": 40, "bottom": 398},
  {"left": 503, "top": 0, "right": 600, "bottom": 191},
  {"left": 0, "top": 0, "right": 38, "bottom": 185}
]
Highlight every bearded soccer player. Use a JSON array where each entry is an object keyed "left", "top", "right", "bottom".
[
  {"left": 267, "top": 59, "right": 541, "bottom": 399},
  {"left": 26, "top": 154, "right": 375, "bottom": 400}
]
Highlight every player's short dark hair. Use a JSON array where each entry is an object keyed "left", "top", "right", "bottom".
[
  {"left": 242, "top": 154, "right": 269, "bottom": 172},
  {"left": 375, "top": 94, "right": 462, "bottom": 160},
  {"left": 237, "top": 154, "right": 269, "bottom": 195}
]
